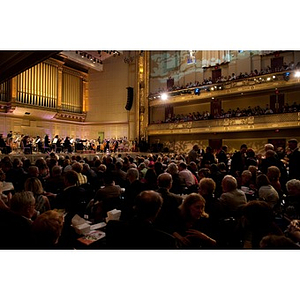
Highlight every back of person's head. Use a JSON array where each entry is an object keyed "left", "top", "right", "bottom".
[
  {"left": 24, "top": 177, "right": 44, "bottom": 195},
  {"left": 242, "top": 200, "right": 274, "bottom": 229},
  {"left": 115, "top": 161, "right": 123, "bottom": 170},
  {"left": 167, "top": 162, "right": 178, "bottom": 175},
  {"left": 179, "top": 162, "right": 187, "bottom": 170},
  {"left": 241, "top": 170, "right": 252, "bottom": 181},
  {"left": 72, "top": 162, "right": 83, "bottom": 173},
  {"left": 134, "top": 190, "right": 163, "bottom": 221},
  {"left": 199, "top": 177, "right": 216, "bottom": 195},
  {"left": 157, "top": 173, "right": 172, "bottom": 189},
  {"left": 51, "top": 165, "right": 62, "bottom": 177},
  {"left": 98, "top": 164, "right": 107, "bottom": 172},
  {"left": 9, "top": 191, "right": 35, "bottom": 214},
  {"left": 265, "top": 149, "right": 276, "bottom": 158},
  {"left": 222, "top": 175, "right": 237, "bottom": 192},
  {"left": 189, "top": 161, "right": 197, "bottom": 170},
  {"left": 248, "top": 165, "right": 257, "bottom": 174},
  {"left": 28, "top": 165, "right": 39, "bottom": 177},
  {"left": 246, "top": 148, "right": 255, "bottom": 158},
  {"left": 31, "top": 210, "right": 64, "bottom": 248},
  {"left": 138, "top": 162, "right": 146, "bottom": 170},
  {"left": 256, "top": 173, "right": 271, "bottom": 189},
  {"left": 104, "top": 172, "right": 114, "bottom": 185},
  {"left": 259, "top": 234, "right": 299, "bottom": 249},
  {"left": 198, "top": 168, "right": 211, "bottom": 178},
  {"left": 64, "top": 170, "right": 79, "bottom": 186},
  {"left": 267, "top": 166, "right": 281, "bottom": 181},
  {"left": 286, "top": 179, "right": 300, "bottom": 196},
  {"left": 222, "top": 145, "right": 228, "bottom": 151},
  {"left": 127, "top": 167, "right": 139, "bottom": 182},
  {"left": 12, "top": 158, "right": 22, "bottom": 168},
  {"left": 264, "top": 143, "right": 274, "bottom": 151},
  {"left": 218, "top": 162, "right": 227, "bottom": 171}
]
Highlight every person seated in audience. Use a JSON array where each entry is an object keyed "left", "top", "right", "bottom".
[
  {"left": 92, "top": 173, "right": 122, "bottom": 222},
  {"left": 219, "top": 175, "right": 247, "bottom": 218},
  {"left": 52, "top": 170, "right": 89, "bottom": 226},
  {"left": 178, "top": 162, "right": 197, "bottom": 193},
  {"left": 267, "top": 165, "right": 284, "bottom": 199},
  {"left": 106, "top": 190, "right": 177, "bottom": 249},
  {"left": 24, "top": 177, "right": 51, "bottom": 215},
  {"left": 121, "top": 167, "right": 145, "bottom": 221},
  {"left": 171, "top": 193, "right": 216, "bottom": 249},
  {"left": 198, "top": 177, "right": 221, "bottom": 219},
  {"left": 4, "top": 158, "right": 26, "bottom": 192},
  {"left": 144, "top": 163, "right": 158, "bottom": 191},
  {"left": 31, "top": 210, "right": 64, "bottom": 249},
  {"left": 166, "top": 162, "right": 182, "bottom": 194},
  {"left": 35, "top": 158, "right": 50, "bottom": 183},
  {"left": 259, "top": 149, "right": 288, "bottom": 185},
  {"left": 111, "top": 161, "right": 127, "bottom": 188},
  {"left": 154, "top": 173, "right": 183, "bottom": 232},
  {"left": 259, "top": 234, "right": 299, "bottom": 249},
  {"left": 241, "top": 200, "right": 283, "bottom": 248},
  {"left": 0, "top": 191, "right": 36, "bottom": 249},
  {"left": 284, "top": 179, "right": 300, "bottom": 219},
  {"left": 256, "top": 173, "right": 280, "bottom": 211},
  {"left": 72, "top": 162, "right": 88, "bottom": 186},
  {"left": 82, "top": 163, "right": 98, "bottom": 193},
  {"left": 238, "top": 170, "right": 257, "bottom": 200},
  {"left": 44, "top": 165, "right": 65, "bottom": 195}
]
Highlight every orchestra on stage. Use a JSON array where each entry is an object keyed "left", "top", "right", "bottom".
[{"left": 0, "top": 132, "right": 134, "bottom": 155}]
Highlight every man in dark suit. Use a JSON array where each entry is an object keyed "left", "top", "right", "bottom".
[
  {"left": 154, "top": 173, "right": 183, "bottom": 233},
  {"left": 53, "top": 170, "right": 88, "bottom": 225},
  {"left": 106, "top": 190, "right": 177, "bottom": 249},
  {"left": 287, "top": 139, "right": 300, "bottom": 180},
  {"left": 230, "top": 144, "right": 247, "bottom": 177}
]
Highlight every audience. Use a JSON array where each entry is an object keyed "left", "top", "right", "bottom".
[{"left": 0, "top": 138, "right": 300, "bottom": 250}]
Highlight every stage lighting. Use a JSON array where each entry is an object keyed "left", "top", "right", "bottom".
[{"left": 284, "top": 72, "right": 290, "bottom": 81}]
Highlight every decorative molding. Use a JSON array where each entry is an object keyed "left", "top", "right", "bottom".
[{"left": 54, "top": 111, "right": 87, "bottom": 122}]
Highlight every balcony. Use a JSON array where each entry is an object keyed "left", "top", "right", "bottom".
[
  {"left": 147, "top": 112, "right": 300, "bottom": 136},
  {"left": 149, "top": 70, "right": 300, "bottom": 107}
]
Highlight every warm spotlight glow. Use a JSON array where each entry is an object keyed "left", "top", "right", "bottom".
[
  {"left": 295, "top": 71, "right": 300, "bottom": 78},
  {"left": 161, "top": 93, "right": 168, "bottom": 100},
  {"left": 267, "top": 77, "right": 271, "bottom": 81}
]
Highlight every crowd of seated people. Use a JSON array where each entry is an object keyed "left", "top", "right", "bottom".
[
  {"left": 149, "top": 60, "right": 299, "bottom": 97},
  {"left": 153, "top": 102, "right": 300, "bottom": 124},
  {"left": 1, "top": 139, "right": 300, "bottom": 249}
]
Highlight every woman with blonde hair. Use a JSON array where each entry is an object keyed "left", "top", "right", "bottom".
[
  {"left": 31, "top": 210, "right": 64, "bottom": 248},
  {"left": 24, "top": 177, "right": 51, "bottom": 215},
  {"left": 171, "top": 193, "right": 216, "bottom": 248}
]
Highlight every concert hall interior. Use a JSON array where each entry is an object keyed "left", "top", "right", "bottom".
[{"left": 1, "top": 50, "right": 300, "bottom": 156}]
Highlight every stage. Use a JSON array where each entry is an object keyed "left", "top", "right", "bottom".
[{"left": 0, "top": 150, "right": 161, "bottom": 163}]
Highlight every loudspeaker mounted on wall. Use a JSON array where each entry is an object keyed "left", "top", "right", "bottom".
[{"left": 125, "top": 87, "right": 134, "bottom": 110}]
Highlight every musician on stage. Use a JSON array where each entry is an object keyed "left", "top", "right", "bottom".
[
  {"left": 35, "top": 136, "right": 43, "bottom": 152},
  {"left": 20, "top": 135, "right": 32, "bottom": 154},
  {"left": 63, "top": 136, "right": 72, "bottom": 153},
  {"left": 44, "top": 134, "right": 50, "bottom": 153}
]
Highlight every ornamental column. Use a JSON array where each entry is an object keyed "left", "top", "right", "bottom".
[{"left": 137, "top": 51, "right": 149, "bottom": 141}]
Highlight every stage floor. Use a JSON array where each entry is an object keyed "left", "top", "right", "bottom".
[{"left": 0, "top": 150, "right": 156, "bottom": 163}]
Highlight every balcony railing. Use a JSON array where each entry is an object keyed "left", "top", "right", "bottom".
[
  {"left": 147, "top": 112, "right": 300, "bottom": 135},
  {"left": 148, "top": 70, "right": 300, "bottom": 107}
]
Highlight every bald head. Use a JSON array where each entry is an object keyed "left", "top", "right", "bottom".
[{"left": 157, "top": 172, "right": 173, "bottom": 189}]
